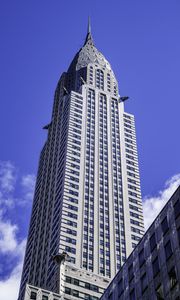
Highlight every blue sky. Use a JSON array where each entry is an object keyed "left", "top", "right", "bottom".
[{"left": 0, "top": 1, "right": 180, "bottom": 299}]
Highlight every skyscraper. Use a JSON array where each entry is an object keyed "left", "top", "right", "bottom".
[{"left": 18, "top": 21, "right": 144, "bottom": 300}]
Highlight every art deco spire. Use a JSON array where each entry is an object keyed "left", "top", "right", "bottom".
[
  {"left": 84, "top": 16, "right": 94, "bottom": 45},
  {"left": 88, "top": 16, "right": 91, "bottom": 34}
]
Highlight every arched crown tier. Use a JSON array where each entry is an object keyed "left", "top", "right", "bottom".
[{"left": 65, "top": 19, "right": 119, "bottom": 96}]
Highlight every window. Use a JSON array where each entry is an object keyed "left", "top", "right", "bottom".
[
  {"left": 85, "top": 282, "right": 90, "bottom": 289},
  {"left": 155, "top": 284, "right": 164, "bottom": 300},
  {"left": 91, "top": 285, "right": 98, "bottom": 292},
  {"left": 150, "top": 233, "right": 156, "bottom": 252},
  {"left": 141, "top": 273, "right": 147, "bottom": 293},
  {"left": 65, "top": 276, "right": 71, "bottom": 283},
  {"left": 73, "top": 278, "right": 79, "bottom": 286},
  {"left": 30, "top": 292, "right": 37, "bottom": 300},
  {"left": 131, "top": 226, "right": 141, "bottom": 234},
  {"left": 72, "top": 290, "right": 79, "bottom": 297},
  {"left": 66, "top": 237, "right": 76, "bottom": 245},
  {"left": 129, "top": 205, "right": 139, "bottom": 212},
  {"left": 129, "top": 289, "right": 135, "bottom": 300},
  {"left": 131, "top": 234, "right": 141, "bottom": 241},
  {"left": 139, "top": 249, "right": 145, "bottom": 267},
  {"left": 128, "top": 263, "right": 134, "bottom": 281},
  {"left": 96, "top": 69, "right": 104, "bottom": 90},
  {"left": 65, "top": 246, "right": 76, "bottom": 254},
  {"left": 164, "top": 240, "right": 173, "bottom": 260},
  {"left": 118, "top": 279, "right": 124, "bottom": 296},
  {"left": 168, "top": 267, "right": 177, "bottom": 289},
  {"left": 174, "top": 199, "right": 180, "bottom": 219},
  {"left": 152, "top": 257, "right": 160, "bottom": 277},
  {"left": 65, "top": 287, "right": 71, "bottom": 295},
  {"left": 89, "top": 296, "right": 98, "bottom": 300},
  {"left": 130, "top": 219, "right": 141, "bottom": 226},
  {"left": 178, "top": 227, "right": 180, "bottom": 245},
  {"left": 67, "top": 212, "right": 77, "bottom": 219},
  {"left": 129, "top": 197, "right": 138, "bottom": 204},
  {"left": 130, "top": 212, "right": 140, "bottom": 219},
  {"left": 161, "top": 217, "right": 169, "bottom": 235}
]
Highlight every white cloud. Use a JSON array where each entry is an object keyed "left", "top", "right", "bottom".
[
  {"left": 0, "top": 209, "right": 26, "bottom": 300},
  {"left": 143, "top": 174, "right": 180, "bottom": 230},
  {"left": 0, "top": 220, "right": 18, "bottom": 253},
  {"left": 0, "top": 161, "right": 35, "bottom": 209},
  {"left": 0, "top": 161, "right": 35, "bottom": 300},
  {"left": 0, "top": 212, "right": 26, "bottom": 300},
  {"left": 0, "top": 161, "right": 18, "bottom": 209},
  {"left": 0, "top": 239, "right": 26, "bottom": 300},
  {"left": 0, "top": 161, "right": 16, "bottom": 193},
  {"left": 21, "top": 174, "right": 36, "bottom": 201},
  {"left": 0, "top": 192, "right": 14, "bottom": 209}
]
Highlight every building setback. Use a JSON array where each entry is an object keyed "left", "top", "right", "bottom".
[
  {"left": 100, "top": 186, "right": 180, "bottom": 300},
  {"left": 18, "top": 21, "right": 144, "bottom": 300}
]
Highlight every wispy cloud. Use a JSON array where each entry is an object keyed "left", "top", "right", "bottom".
[
  {"left": 0, "top": 220, "right": 18, "bottom": 253},
  {"left": 0, "top": 239, "right": 26, "bottom": 300},
  {"left": 0, "top": 214, "right": 26, "bottom": 299},
  {"left": 0, "top": 161, "right": 16, "bottom": 193},
  {"left": 21, "top": 174, "right": 36, "bottom": 202},
  {"left": 143, "top": 174, "right": 180, "bottom": 230},
  {"left": 0, "top": 161, "right": 35, "bottom": 209},
  {"left": 0, "top": 161, "right": 35, "bottom": 300},
  {"left": 0, "top": 161, "right": 17, "bottom": 210}
]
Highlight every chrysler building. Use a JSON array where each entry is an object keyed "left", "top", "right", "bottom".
[{"left": 18, "top": 21, "right": 144, "bottom": 300}]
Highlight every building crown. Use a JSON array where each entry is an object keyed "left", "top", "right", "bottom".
[
  {"left": 68, "top": 19, "right": 116, "bottom": 76},
  {"left": 64, "top": 19, "right": 118, "bottom": 95}
]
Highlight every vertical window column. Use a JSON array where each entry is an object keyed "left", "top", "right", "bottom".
[
  {"left": 82, "top": 89, "right": 95, "bottom": 272},
  {"left": 99, "top": 94, "right": 110, "bottom": 277},
  {"left": 111, "top": 99, "right": 126, "bottom": 268}
]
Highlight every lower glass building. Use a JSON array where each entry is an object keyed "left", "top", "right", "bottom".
[{"left": 100, "top": 186, "right": 180, "bottom": 300}]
